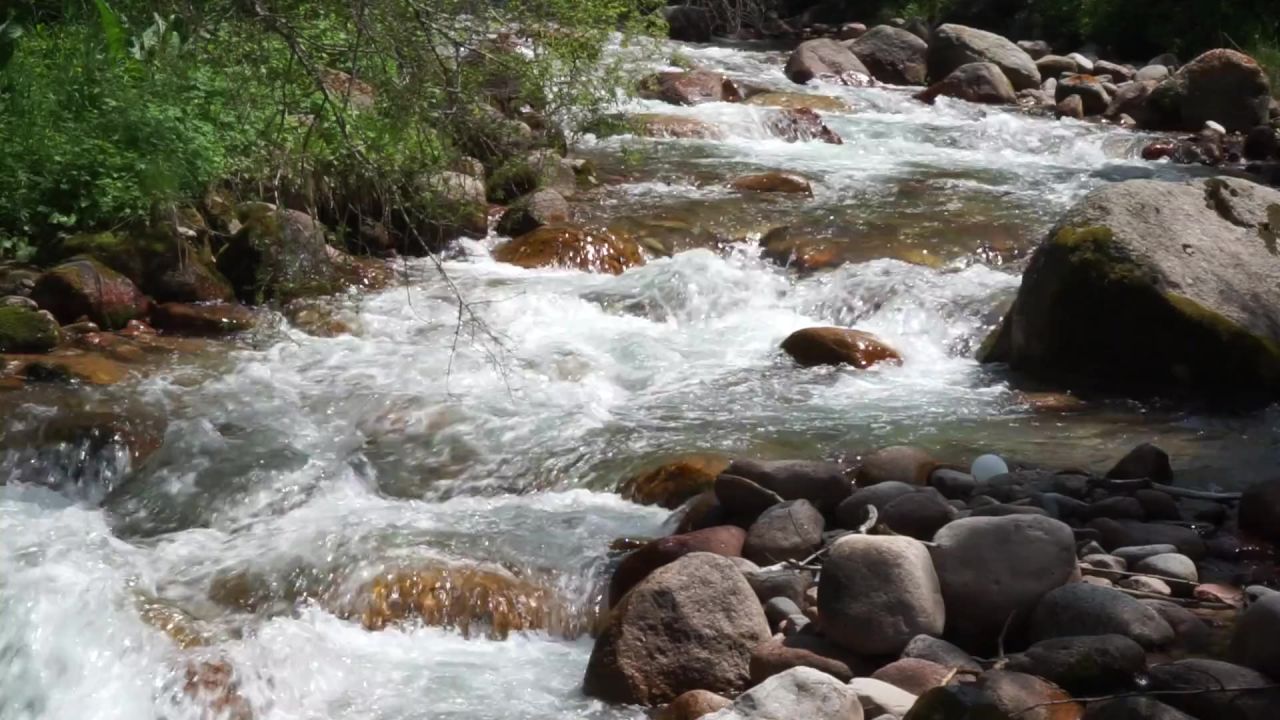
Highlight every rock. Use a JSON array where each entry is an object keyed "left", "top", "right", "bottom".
[
  {"left": 917, "top": 62, "right": 1018, "bottom": 105},
  {"left": 872, "top": 657, "right": 954, "bottom": 695},
  {"left": 495, "top": 189, "right": 570, "bottom": 238},
  {"left": 1118, "top": 575, "right": 1171, "bottom": 595},
  {"left": 837, "top": 23, "right": 868, "bottom": 41},
  {"left": 881, "top": 490, "right": 958, "bottom": 540},
  {"left": 849, "top": 25, "right": 929, "bottom": 86},
  {"left": 850, "top": 678, "right": 917, "bottom": 718},
  {"left": 2, "top": 350, "right": 132, "bottom": 385},
  {"left": 1086, "top": 497, "right": 1145, "bottom": 522},
  {"left": 1147, "top": 659, "right": 1280, "bottom": 720},
  {"left": 976, "top": 177, "right": 1280, "bottom": 408},
  {"left": 1244, "top": 125, "right": 1280, "bottom": 160},
  {"left": 857, "top": 447, "right": 936, "bottom": 487},
  {"left": 749, "top": 634, "right": 864, "bottom": 683},
  {"left": 743, "top": 92, "right": 851, "bottom": 113},
  {"left": 1133, "top": 553, "right": 1197, "bottom": 584},
  {"left": 930, "top": 469, "right": 978, "bottom": 500},
  {"left": 54, "top": 226, "right": 239, "bottom": 305},
  {"left": 638, "top": 70, "right": 742, "bottom": 106},
  {"left": 729, "top": 172, "right": 813, "bottom": 194},
  {"left": 1229, "top": 592, "right": 1280, "bottom": 678},
  {"left": 782, "top": 327, "right": 901, "bottom": 369},
  {"left": 1140, "top": 600, "right": 1213, "bottom": 653},
  {"left": 902, "top": 634, "right": 982, "bottom": 674},
  {"left": 1105, "top": 80, "right": 1158, "bottom": 124},
  {"left": 1135, "top": 64, "right": 1171, "bottom": 83},
  {"left": 744, "top": 567, "right": 812, "bottom": 606},
  {"left": 1089, "top": 520, "right": 1205, "bottom": 560},
  {"left": 662, "top": 5, "right": 712, "bottom": 43},
  {"left": 1067, "top": 53, "right": 1095, "bottom": 73},
  {"left": 715, "top": 474, "right": 785, "bottom": 519},
  {"left": 970, "top": 503, "right": 1048, "bottom": 518},
  {"left": 1056, "top": 94, "right": 1084, "bottom": 119},
  {"left": 785, "top": 39, "right": 871, "bottom": 86},
  {"left": 762, "top": 108, "right": 844, "bottom": 144},
  {"left": 1004, "top": 635, "right": 1145, "bottom": 695},
  {"left": 1239, "top": 477, "right": 1280, "bottom": 543},
  {"left": 0, "top": 306, "right": 61, "bottom": 353},
  {"left": 30, "top": 259, "right": 148, "bottom": 330},
  {"left": 149, "top": 303, "right": 255, "bottom": 336},
  {"left": 836, "top": 481, "right": 918, "bottom": 527},
  {"left": 584, "top": 553, "right": 770, "bottom": 705},
  {"left": 283, "top": 299, "right": 361, "bottom": 337},
  {"left": 706, "top": 666, "right": 862, "bottom": 720},
  {"left": 928, "top": 24, "right": 1041, "bottom": 91},
  {"left": 607, "top": 526, "right": 747, "bottom": 606},
  {"left": 1133, "top": 490, "right": 1180, "bottom": 521},
  {"left": 1081, "top": 554, "right": 1126, "bottom": 580},
  {"left": 1056, "top": 75, "right": 1110, "bottom": 115},
  {"left": 1018, "top": 41, "right": 1053, "bottom": 61},
  {"left": 905, "top": 670, "right": 1080, "bottom": 720},
  {"left": 619, "top": 455, "right": 730, "bottom": 509},
  {"left": 657, "top": 690, "right": 733, "bottom": 720},
  {"left": 763, "top": 597, "right": 803, "bottom": 629},
  {"left": 743, "top": 500, "right": 825, "bottom": 565},
  {"left": 633, "top": 114, "right": 727, "bottom": 140},
  {"left": 1111, "top": 544, "right": 1179, "bottom": 566},
  {"left": 722, "top": 459, "right": 850, "bottom": 513},
  {"left": 818, "top": 534, "right": 945, "bottom": 655},
  {"left": 1107, "top": 443, "right": 1173, "bottom": 483},
  {"left": 1143, "top": 49, "right": 1271, "bottom": 132},
  {"left": 1094, "top": 61, "right": 1134, "bottom": 82},
  {"left": 218, "top": 205, "right": 345, "bottom": 303},
  {"left": 1083, "top": 697, "right": 1196, "bottom": 720},
  {"left": 1036, "top": 55, "right": 1079, "bottom": 79},
  {"left": 1030, "top": 583, "right": 1174, "bottom": 649},
  {"left": 492, "top": 224, "right": 643, "bottom": 275}
]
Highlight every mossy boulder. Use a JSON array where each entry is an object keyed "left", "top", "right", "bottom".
[
  {"left": 0, "top": 306, "right": 61, "bottom": 353},
  {"left": 52, "top": 228, "right": 233, "bottom": 304},
  {"left": 1141, "top": 49, "right": 1271, "bottom": 132},
  {"left": 30, "top": 259, "right": 148, "bottom": 330},
  {"left": 980, "top": 176, "right": 1280, "bottom": 407},
  {"left": 218, "top": 204, "right": 342, "bottom": 304}
]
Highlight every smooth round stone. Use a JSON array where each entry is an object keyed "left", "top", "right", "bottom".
[
  {"left": 1119, "top": 575, "right": 1172, "bottom": 596},
  {"left": 1134, "top": 553, "right": 1198, "bottom": 585},
  {"left": 1113, "top": 544, "right": 1179, "bottom": 566},
  {"left": 971, "top": 454, "right": 1009, "bottom": 483}
]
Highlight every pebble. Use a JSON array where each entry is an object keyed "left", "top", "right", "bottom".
[
  {"left": 1119, "top": 575, "right": 1172, "bottom": 596},
  {"left": 1113, "top": 544, "right": 1179, "bottom": 566},
  {"left": 1134, "top": 553, "right": 1198, "bottom": 584}
]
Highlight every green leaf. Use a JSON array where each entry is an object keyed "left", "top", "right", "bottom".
[{"left": 94, "top": 0, "right": 127, "bottom": 62}]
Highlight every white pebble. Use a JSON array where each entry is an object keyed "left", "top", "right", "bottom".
[{"left": 971, "top": 454, "right": 1009, "bottom": 482}]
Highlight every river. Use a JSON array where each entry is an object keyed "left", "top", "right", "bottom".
[{"left": 2, "top": 37, "right": 1278, "bottom": 720}]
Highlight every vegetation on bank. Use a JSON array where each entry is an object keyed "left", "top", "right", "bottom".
[{"left": 0, "top": 0, "right": 660, "bottom": 260}]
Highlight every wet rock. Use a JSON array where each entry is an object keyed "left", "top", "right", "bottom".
[
  {"left": 715, "top": 474, "right": 785, "bottom": 519},
  {"left": 30, "top": 259, "right": 148, "bottom": 330},
  {"left": 183, "top": 659, "right": 253, "bottom": 720},
  {"left": 850, "top": 677, "right": 917, "bottom": 718},
  {"left": 729, "top": 172, "right": 812, "bottom": 195},
  {"left": 1030, "top": 582, "right": 1174, "bottom": 649},
  {"left": 762, "top": 108, "right": 844, "bottom": 144},
  {"left": 1134, "top": 553, "right": 1197, "bottom": 584},
  {"left": 849, "top": 25, "right": 928, "bottom": 86},
  {"left": 496, "top": 189, "right": 570, "bottom": 238},
  {"left": 283, "top": 299, "right": 361, "bottom": 337},
  {"left": 618, "top": 454, "right": 730, "bottom": 509},
  {"left": 149, "top": 303, "right": 255, "bottom": 336},
  {"left": 930, "top": 515, "right": 1077, "bottom": 652},
  {"left": 882, "top": 490, "right": 958, "bottom": 540},
  {"left": 782, "top": 327, "right": 901, "bottom": 369},
  {"left": 1057, "top": 75, "right": 1110, "bottom": 116},
  {"left": 633, "top": 113, "right": 727, "bottom": 140},
  {"left": 818, "top": 534, "right": 946, "bottom": 655},
  {"left": 1105, "top": 80, "right": 1158, "bottom": 125},
  {"left": 1229, "top": 592, "right": 1280, "bottom": 678},
  {"left": 584, "top": 553, "right": 770, "bottom": 705},
  {"left": 977, "top": 177, "right": 1280, "bottom": 408},
  {"left": 0, "top": 306, "right": 60, "bottom": 353},
  {"left": 1089, "top": 520, "right": 1205, "bottom": 560},
  {"left": 220, "top": 205, "right": 343, "bottom": 303},
  {"left": 2, "top": 350, "right": 133, "bottom": 385},
  {"left": 638, "top": 70, "right": 742, "bottom": 106},
  {"left": 902, "top": 634, "right": 983, "bottom": 674},
  {"left": 1147, "top": 659, "right": 1280, "bottom": 720},
  {"left": 837, "top": 23, "right": 868, "bottom": 41},
  {"left": 917, "top": 62, "right": 1018, "bottom": 105},
  {"left": 492, "top": 224, "right": 644, "bottom": 275},
  {"left": 607, "top": 525, "right": 747, "bottom": 606},
  {"left": 1107, "top": 443, "right": 1173, "bottom": 483},
  {"left": 872, "top": 657, "right": 954, "bottom": 695},
  {"left": 661, "top": 5, "right": 712, "bottom": 43},
  {"left": 744, "top": 499, "right": 824, "bottom": 565},
  {"left": 1004, "top": 635, "right": 1146, "bottom": 694},
  {"left": 743, "top": 92, "right": 851, "bottom": 113},
  {"left": 749, "top": 634, "right": 865, "bottom": 683},
  {"left": 928, "top": 24, "right": 1041, "bottom": 91},
  {"left": 1036, "top": 55, "right": 1079, "bottom": 79},
  {"left": 1018, "top": 40, "right": 1052, "bottom": 60},
  {"left": 1239, "top": 477, "right": 1280, "bottom": 544},
  {"left": 1083, "top": 697, "right": 1195, "bottom": 720},
  {"left": 1245, "top": 125, "right": 1280, "bottom": 160},
  {"left": 722, "top": 458, "right": 850, "bottom": 512},
  {"left": 1143, "top": 49, "right": 1271, "bottom": 132},
  {"left": 1056, "top": 94, "right": 1084, "bottom": 119},
  {"left": 905, "top": 670, "right": 1080, "bottom": 720},
  {"left": 785, "top": 38, "right": 872, "bottom": 86},
  {"left": 857, "top": 447, "right": 935, "bottom": 487}
]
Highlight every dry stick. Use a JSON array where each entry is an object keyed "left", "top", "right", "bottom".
[{"left": 1010, "top": 684, "right": 1280, "bottom": 717}]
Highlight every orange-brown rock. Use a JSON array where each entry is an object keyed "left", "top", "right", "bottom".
[
  {"left": 137, "top": 596, "right": 212, "bottom": 649},
  {"left": 637, "top": 70, "right": 743, "bottom": 106},
  {"left": 781, "top": 327, "right": 902, "bottom": 369},
  {"left": 634, "top": 114, "right": 727, "bottom": 140},
  {"left": 656, "top": 690, "right": 733, "bottom": 720},
  {"left": 730, "top": 172, "right": 813, "bottom": 195},
  {"left": 608, "top": 525, "right": 748, "bottom": 606},
  {"left": 150, "top": 303, "right": 256, "bottom": 336},
  {"left": 618, "top": 454, "right": 731, "bottom": 509},
  {"left": 184, "top": 659, "right": 253, "bottom": 720},
  {"left": 1, "top": 351, "right": 132, "bottom": 385},
  {"left": 744, "top": 92, "right": 851, "bottom": 113},
  {"left": 759, "top": 227, "right": 845, "bottom": 274},
  {"left": 492, "top": 224, "right": 644, "bottom": 275}
]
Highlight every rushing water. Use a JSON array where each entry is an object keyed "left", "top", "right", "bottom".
[{"left": 3, "top": 38, "right": 1279, "bottom": 720}]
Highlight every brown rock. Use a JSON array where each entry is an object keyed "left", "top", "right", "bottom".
[
  {"left": 917, "top": 62, "right": 1018, "bottom": 105},
  {"left": 491, "top": 224, "right": 644, "bottom": 275},
  {"left": 730, "top": 172, "right": 813, "bottom": 194},
  {"left": 1056, "top": 75, "right": 1111, "bottom": 115},
  {"left": 149, "top": 303, "right": 256, "bottom": 336},
  {"left": 782, "top": 326, "right": 901, "bottom": 369},
  {"left": 618, "top": 455, "right": 731, "bottom": 509},
  {"left": 656, "top": 690, "right": 732, "bottom": 720},
  {"left": 744, "top": 92, "right": 851, "bottom": 113},
  {"left": 607, "top": 525, "right": 747, "bottom": 606},
  {"left": 857, "top": 446, "right": 937, "bottom": 487},
  {"left": 638, "top": 70, "right": 743, "bottom": 106},
  {"left": 872, "top": 657, "right": 955, "bottom": 695},
  {"left": 749, "top": 634, "right": 867, "bottom": 684},
  {"left": 1056, "top": 94, "right": 1084, "bottom": 119},
  {"left": 633, "top": 114, "right": 727, "bottom": 140},
  {"left": 30, "top": 259, "right": 148, "bottom": 330},
  {"left": 763, "top": 108, "right": 844, "bottom": 144},
  {"left": 2, "top": 351, "right": 132, "bottom": 385},
  {"left": 496, "top": 189, "right": 571, "bottom": 238},
  {"left": 785, "top": 38, "right": 872, "bottom": 86}
]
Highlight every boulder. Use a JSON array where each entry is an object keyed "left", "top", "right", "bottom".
[
  {"left": 881, "top": 490, "right": 958, "bottom": 540},
  {"left": 762, "top": 108, "right": 844, "bottom": 144},
  {"left": 749, "top": 634, "right": 865, "bottom": 683},
  {"left": 901, "top": 634, "right": 982, "bottom": 674},
  {"left": 849, "top": 25, "right": 929, "bottom": 86},
  {"left": 856, "top": 447, "right": 935, "bottom": 487},
  {"left": 705, "top": 666, "right": 862, "bottom": 720},
  {"left": 930, "top": 515, "right": 1077, "bottom": 651},
  {"left": 1106, "top": 443, "right": 1172, "bottom": 483},
  {"left": 619, "top": 455, "right": 731, "bottom": 509},
  {"left": 1147, "top": 659, "right": 1280, "bottom": 720},
  {"left": 818, "top": 534, "right": 946, "bottom": 655},
  {"left": 149, "top": 303, "right": 255, "bottom": 336},
  {"left": 662, "top": 5, "right": 713, "bottom": 43},
  {"left": 0, "top": 306, "right": 60, "bottom": 353},
  {"left": 584, "top": 553, "right": 770, "bottom": 705},
  {"left": 1239, "top": 477, "right": 1280, "bottom": 544},
  {"left": 30, "top": 259, "right": 148, "bottom": 330},
  {"left": 1018, "top": 40, "right": 1052, "bottom": 60},
  {"left": 917, "top": 62, "right": 1018, "bottom": 105},
  {"left": 1088, "top": 519, "right": 1205, "bottom": 560},
  {"left": 729, "top": 172, "right": 813, "bottom": 194},
  {"left": 496, "top": 189, "right": 570, "bottom": 238},
  {"left": 782, "top": 327, "right": 901, "bottom": 369},
  {"left": 607, "top": 526, "right": 747, "bottom": 606},
  {"left": 1245, "top": 125, "right": 1280, "bottom": 161},
  {"left": 1229, "top": 592, "right": 1280, "bottom": 678},
  {"left": 785, "top": 39, "right": 871, "bottom": 86},
  {"left": 1056, "top": 75, "right": 1110, "bottom": 116},
  {"left": 658, "top": 690, "right": 732, "bottom": 720},
  {"left": 1004, "top": 635, "right": 1146, "bottom": 694},
  {"left": 836, "top": 481, "right": 919, "bottom": 528},
  {"left": 977, "top": 177, "right": 1280, "bottom": 408},
  {"left": 905, "top": 670, "right": 1079, "bottom": 720},
  {"left": 1105, "top": 80, "right": 1158, "bottom": 125},
  {"left": 219, "top": 205, "right": 344, "bottom": 303},
  {"left": 1036, "top": 55, "right": 1079, "bottom": 79},
  {"left": 872, "top": 657, "right": 954, "bottom": 695},
  {"left": 1083, "top": 697, "right": 1195, "bottom": 720},
  {"left": 722, "top": 458, "right": 851, "bottom": 512},
  {"left": 849, "top": 678, "right": 917, "bottom": 718},
  {"left": 928, "top": 24, "right": 1041, "bottom": 90},
  {"left": 715, "top": 474, "right": 785, "bottom": 519},
  {"left": 1143, "top": 49, "right": 1271, "bottom": 132},
  {"left": 743, "top": 499, "right": 825, "bottom": 565},
  {"left": 492, "top": 224, "right": 644, "bottom": 275},
  {"left": 1029, "top": 583, "right": 1174, "bottom": 649},
  {"left": 1056, "top": 94, "right": 1084, "bottom": 120},
  {"left": 638, "top": 70, "right": 742, "bottom": 106}
]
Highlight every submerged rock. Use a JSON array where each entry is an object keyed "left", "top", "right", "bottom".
[
  {"left": 631, "top": 114, "right": 727, "bottom": 140},
  {"left": 618, "top": 454, "right": 730, "bottom": 509},
  {"left": 781, "top": 327, "right": 901, "bottom": 369},
  {"left": 729, "top": 172, "right": 813, "bottom": 194},
  {"left": 762, "top": 108, "right": 844, "bottom": 144},
  {"left": 491, "top": 224, "right": 644, "bottom": 275}
]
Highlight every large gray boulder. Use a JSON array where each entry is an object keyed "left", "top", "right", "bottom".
[
  {"left": 818, "top": 534, "right": 945, "bottom": 656},
  {"left": 930, "top": 515, "right": 1076, "bottom": 651},
  {"left": 785, "top": 39, "right": 871, "bottom": 86},
  {"left": 849, "top": 25, "right": 929, "bottom": 86},
  {"left": 704, "top": 666, "right": 864, "bottom": 720},
  {"left": 979, "top": 176, "right": 1280, "bottom": 408},
  {"left": 1030, "top": 583, "right": 1174, "bottom": 649},
  {"left": 928, "top": 24, "right": 1041, "bottom": 90},
  {"left": 584, "top": 553, "right": 771, "bottom": 705},
  {"left": 917, "top": 62, "right": 1017, "bottom": 105},
  {"left": 1230, "top": 592, "right": 1280, "bottom": 679},
  {"left": 1143, "top": 49, "right": 1271, "bottom": 132}
]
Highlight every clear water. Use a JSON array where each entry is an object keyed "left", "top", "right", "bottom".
[{"left": 2, "top": 38, "right": 1277, "bottom": 720}]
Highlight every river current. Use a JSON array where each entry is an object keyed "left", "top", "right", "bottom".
[{"left": 2, "top": 37, "right": 1278, "bottom": 720}]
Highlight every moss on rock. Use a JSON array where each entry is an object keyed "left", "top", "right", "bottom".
[{"left": 0, "top": 306, "right": 61, "bottom": 353}]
